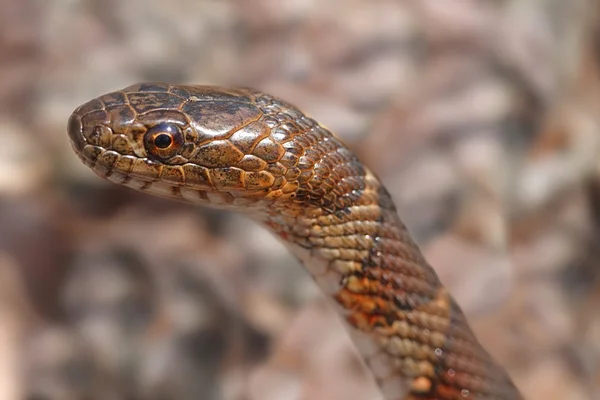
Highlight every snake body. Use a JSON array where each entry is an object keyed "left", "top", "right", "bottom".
[{"left": 67, "top": 82, "right": 522, "bottom": 400}]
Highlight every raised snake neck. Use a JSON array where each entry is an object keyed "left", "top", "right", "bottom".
[{"left": 67, "top": 82, "right": 522, "bottom": 400}]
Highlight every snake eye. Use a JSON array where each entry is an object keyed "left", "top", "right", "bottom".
[{"left": 144, "top": 123, "right": 184, "bottom": 160}]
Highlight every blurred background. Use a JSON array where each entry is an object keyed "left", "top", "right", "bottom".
[{"left": 1, "top": 0, "right": 599, "bottom": 399}]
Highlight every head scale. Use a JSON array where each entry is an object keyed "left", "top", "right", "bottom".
[{"left": 67, "top": 82, "right": 353, "bottom": 212}]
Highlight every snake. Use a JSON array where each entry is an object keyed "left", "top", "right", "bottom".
[{"left": 67, "top": 82, "right": 522, "bottom": 400}]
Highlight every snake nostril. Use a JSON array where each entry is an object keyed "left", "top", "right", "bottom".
[{"left": 67, "top": 113, "right": 85, "bottom": 151}]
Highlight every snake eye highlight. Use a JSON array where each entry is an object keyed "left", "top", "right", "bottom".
[{"left": 144, "top": 123, "right": 184, "bottom": 160}]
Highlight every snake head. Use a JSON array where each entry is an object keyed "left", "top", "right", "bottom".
[{"left": 67, "top": 82, "right": 333, "bottom": 208}]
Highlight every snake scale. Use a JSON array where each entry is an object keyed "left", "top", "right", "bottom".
[{"left": 67, "top": 82, "right": 522, "bottom": 400}]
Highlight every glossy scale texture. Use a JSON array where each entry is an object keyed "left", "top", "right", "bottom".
[{"left": 67, "top": 82, "right": 522, "bottom": 400}]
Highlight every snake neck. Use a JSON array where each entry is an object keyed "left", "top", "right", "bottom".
[{"left": 258, "top": 168, "right": 521, "bottom": 400}]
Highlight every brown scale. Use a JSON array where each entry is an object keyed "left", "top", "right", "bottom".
[{"left": 67, "top": 82, "right": 522, "bottom": 400}]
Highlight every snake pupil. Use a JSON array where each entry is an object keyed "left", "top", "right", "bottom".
[
  {"left": 154, "top": 133, "right": 173, "bottom": 148},
  {"left": 143, "top": 123, "right": 183, "bottom": 160}
]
